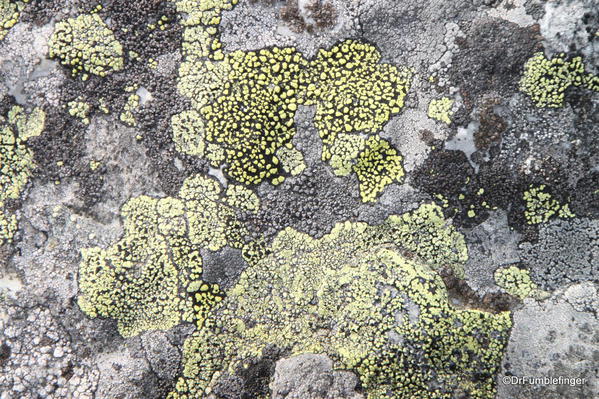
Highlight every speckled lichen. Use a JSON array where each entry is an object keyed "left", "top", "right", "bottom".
[
  {"left": 224, "top": 184, "right": 260, "bottom": 214},
  {"left": 0, "top": 106, "right": 45, "bottom": 244},
  {"left": 120, "top": 93, "right": 140, "bottom": 127},
  {"left": 168, "top": 203, "right": 508, "bottom": 399},
  {"left": 0, "top": 0, "right": 29, "bottom": 41},
  {"left": 48, "top": 13, "right": 124, "bottom": 80},
  {"left": 353, "top": 136, "right": 404, "bottom": 203},
  {"left": 78, "top": 174, "right": 252, "bottom": 337},
  {"left": 303, "top": 40, "right": 413, "bottom": 147},
  {"left": 519, "top": 52, "right": 599, "bottom": 108},
  {"left": 523, "top": 184, "right": 575, "bottom": 225},
  {"left": 67, "top": 100, "right": 91, "bottom": 125},
  {"left": 494, "top": 265, "right": 547, "bottom": 300},
  {"left": 172, "top": 0, "right": 411, "bottom": 201},
  {"left": 427, "top": 97, "right": 454, "bottom": 125},
  {"left": 275, "top": 144, "right": 306, "bottom": 177}
]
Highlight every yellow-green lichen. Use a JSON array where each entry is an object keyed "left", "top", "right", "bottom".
[
  {"left": 172, "top": 110, "right": 206, "bottom": 156},
  {"left": 120, "top": 93, "right": 140, "bottom": 127},
  {"left": 168, "top": 203, "right": 507, "bottom": 399},
  {"left": 303, "top": 40, "right": 413, "bottom": 146},
  {"left": 78, "top": 174, "right": 252, "bottom": 337},
  {"left": 523, "top": 184, "right": 575, "bottom": 225},
  {"left": 224, "top": 184, "right": 260, "bottom": 214},
  {"left": 275, "top": 144, "right": 306, "bottom": 177},
  {"left": 48, "top": 13, "right": 124, "bottom": 80},
  {"left": 353, "top": 136, "right": 404, "bottom": 203},
  {"left": 171, "top": 0, "right": 411, "bottom": 202},
  {"left": 67, "top": 100, "right": 91, "bottom": 124},
  {"left": 0, "top": 0, "right": 29, "bottom": 41},
  {"left": 494, "top": 265, "right": 547, "bottom": 300},
  {"left": 427, "top": 97, "right": 454, "bottom": 125},
  {"left": 519, "top": 52, "right": 599, "bottom": 108},
  {"left": 328, "top": 133, "right": 366, "bottom": 177},
  {"left": 0, "top": 105, "right": 45, "bottom": 244},
  {"left": 89, "top": 160, "right": 101, "bottom": 171}
]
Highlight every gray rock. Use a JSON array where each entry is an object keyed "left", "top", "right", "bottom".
[{"left": 271, "top": 354, "right": 364, "bottom": 399}]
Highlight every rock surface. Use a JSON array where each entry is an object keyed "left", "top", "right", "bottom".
[{"left": 0, "top": 0, "right": 597, "bottom": 398}]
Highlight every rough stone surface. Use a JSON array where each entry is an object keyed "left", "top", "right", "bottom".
[
  {"left": 271, "top": 354, "right": 364, "bottom": 399},
  {"left": 0, "top": 0, "right": 597, "bottom": 398}
]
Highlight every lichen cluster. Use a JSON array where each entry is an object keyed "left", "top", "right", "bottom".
[
  {"left": 172, "top": 0, "right": 412, "bottom": 201},
  {"left": 78, "top": 174, "right": 255, "bottom": 337},
  {"left": 0, "top": 0, "right": 29, "bottom": 41},
  {"left": 523, "top": 184, "right": 575, "bottom": 225},
  {"left": 427, "top": 97, "right": 454, "bottom": 125},
  {"left": 48, "top": 13, "right": 124, "bottom": 80},
  {"left": 67, "top": 100, "right": 91, "bottom": 125},
  {"left": 519, "top": 52, "right": 599, "bottom": 108},
  {"left": 494, "top": 265, "right": 546, "bottom": 300},
  {"left": 0, "top": 105, "right": 45, "bottom": 244},
  {"left": 167, "top": 203, "right": 508, "bottom": 399}
]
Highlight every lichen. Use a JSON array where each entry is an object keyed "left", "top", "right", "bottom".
[
  {"left": 167, "top": 204, "right": 508, "bottom": 399},
  {"left": 353, "top": 136, "right": 404, "bottom": 203},
  {"left": 0, "top": 105, "right": 45, "bottom": 244},
  {"left": 275, "top": 144, "right": 306, "bottom": 177},
  {"left": 224, "top": 184, "right": 260, "bottom": 214},
  {"left": 67, "top": 100, "right": 91, "bottom": 125},
  {"left": 523, "top": 184, "right": 575, "bottom": 225},
  {"left": 0, "top": 0, "right": 29, "bottom": 41},
  {"left": 48, "top": 13, "right": 124, "bottom": 80},
  {"left": 519, "top": 52, "right": 599, "bottom": 108},
  {"left": 427, "top": 97, "right": 454, "bottom": 125},
  {"left": 78, "top": 174, "right": 251, "bottom": 337},
  {"left": 494, "top": 265, "right": 547, "bottom": 300},
  {"left": 120, "top": 93, "right": 140, "bottom": 127},
  {"left": 171, "top": 0, "right": 412, "bottom": 202}
]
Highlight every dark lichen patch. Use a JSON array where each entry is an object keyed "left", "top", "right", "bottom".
[
  {"left": 212, "top": 345, "right": 288, "bottom": 399},
  {"left": 450, "top": 18, "right": 542, "bottom": 110},
  {"left": 0, "top": 343, "right": 11, "bottom": 368},
  {"left": 26, "top": 105, "right": 106, "bottom": 207},
  {"left": 473, "top": 98, "right": 507, "bottom": 151},
  {"left": 571, "top": 172, "right": 599, "bottom": 219},
  {"left": 411, "top": 146, "right": 581, "bottom": 233},
  {"left": 243, "top": 164, "right": 358, "bottom": 241},
  {"left": 279, "top": 0, "right": 338, "bottom": 33},
  {"left": 43, "top": 0, "right": 200, "bottom": 198}
]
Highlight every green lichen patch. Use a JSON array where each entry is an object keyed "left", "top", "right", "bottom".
[
  {"left": 353, "top": 136, "right": 404, "bottom": 203},
  {"left": 427, "top": 97, "right": 454, "bottom": 125},
  {"left": 0, "top": 0, "right": 29, "bottom": 41},
  {"left": 78, "top": 174, "right": 252, "bottom": 337},
  {"left": 120, "top": 93, "right": 140, "bottom": 127},
  {"left": 523, "top": 184, "right": 575, "bottom": 225},
  {"left": 168, "top": 204, "right": 508, "bottom": 399},
  {"left": 0, "top": 105, "right": 45, "bottom": 244},
  {"left": 172, "top": 0, "right": 411, "bottom": 201},
  {"left": 67, "top": 100, "right": 91, "bottom": 125},
  {"left": 519, "top": 52, "right": 599, "bottom": 108},
  {"left": 275, "top": 144, "right": 306, "bottom": 177},
  {"left": 303, "top": 40, "right": 413, "bottom": 145},
  {"left": 494, "top": 265, "right": 547, "bottom": 300},
  {"left": 225, "top": 184, "right": 260, "bottom": 213},
  {"left": 48, "top": 13, "right": 124, "bottom": 80}
]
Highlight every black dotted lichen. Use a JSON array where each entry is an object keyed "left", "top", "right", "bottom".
[
  {"left": 172, "top": 0, "right": 412, "bottom": 201},
  {"left": 167, "top": 204, "right": 509, "bottom": 399}
]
